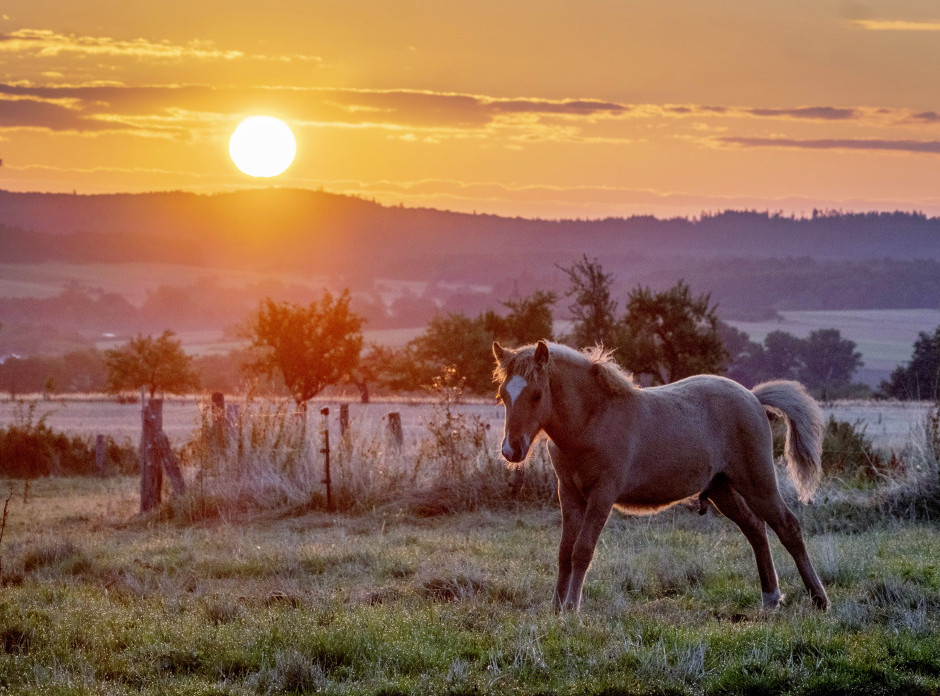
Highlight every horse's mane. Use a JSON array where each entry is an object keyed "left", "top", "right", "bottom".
[{"left": 494, "top": 342, "right": 637, "bottom": 397}]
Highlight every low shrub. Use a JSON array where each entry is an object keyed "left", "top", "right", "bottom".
[{"left": 0, "top": 402, "right": 136, "bottom": 478}]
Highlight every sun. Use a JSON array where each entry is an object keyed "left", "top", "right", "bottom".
[{"left": 229, "top": 116, "right": 297, "bottom": 178}]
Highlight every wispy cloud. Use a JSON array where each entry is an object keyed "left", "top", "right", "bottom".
[
  {"left": 746, "top": 106, "right": 859, "bottom": 120},
  {"left": 0, "top": 28, "right": 321, "bottom": 63},
  {"left": 719, "top": 137, "right": 940, "bottom": 155},
  {"left": 849, "top": 19, "right": 940, "bottom": 31}
]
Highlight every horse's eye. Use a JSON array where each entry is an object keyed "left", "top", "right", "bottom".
[{"left": 531, "top": 390, "right": 542, "bottom": 403}]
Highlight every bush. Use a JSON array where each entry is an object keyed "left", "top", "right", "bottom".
[{"left": 0, "top": 402, "right": 136, "bottom": 478}]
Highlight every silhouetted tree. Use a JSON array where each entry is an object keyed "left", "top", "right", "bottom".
[
  {"left": 558, "top": 255, "right": 618, "bottom": 347},
  {"left": 246, "top": 291, "right": 363, "bottom": 410},
  {"left": 880, "top": 326, "right": 940, "bottom": 400},
  {"left": 618, "top": 280, "right": 729, "bottom": 385},
  {"left": 800, "top": 329, "right": 863, "bottom": 397},
  {"left": 105, "top": 330, "right": 199, "bottom": 398},
  {"left": 762, "top": 330, "right": 806, "bottom": 381},
  {"left": 408, "top": 313, "right": 495, "bottom": 394},
  {"left": 483, "top": 289, "right": 557, "bottom": 346}
]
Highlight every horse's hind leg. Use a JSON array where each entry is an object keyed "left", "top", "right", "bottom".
[
  {"left": 705, "top": 476, "right": 782, "bottom": 608},
  {"left": 736, "top": 488, "right": 829, "bottom": 611}
]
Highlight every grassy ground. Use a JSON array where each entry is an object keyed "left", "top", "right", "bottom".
[{"left": 1, "top": 476, "right": 938, "bottom": 696}]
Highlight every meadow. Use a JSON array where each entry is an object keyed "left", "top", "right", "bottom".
[{"left": 0, "top": 394, "right": 938, "bottom": 695}]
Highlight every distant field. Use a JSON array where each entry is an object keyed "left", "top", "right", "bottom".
[
  {"left": 0, "top": 395, "right": 930, "bottom": 452},
  {"left": 729, "top": 309, "right": 940, "bottom": 386}
]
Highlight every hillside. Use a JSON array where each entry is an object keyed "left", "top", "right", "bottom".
[
  {"left": 2, "top": 190, "right": 940, "bottom": 281},
  {"left": 1, "top": 189, "right": 939, "bottom": 368}
]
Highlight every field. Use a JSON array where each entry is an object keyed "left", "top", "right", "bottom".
[
  {"left": 0, "top": 394, "right": 931, "bottom": 450},
  {"left": 1, "top": 398, "right": 938, "bottom": 695},
  {"left": 728, "top": 309, "right": 940, "bottom": 387}
]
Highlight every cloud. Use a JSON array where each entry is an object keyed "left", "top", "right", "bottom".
[
  {"left": 746, "top": 106, "right": 859, "bottom": 121},
  {"left": 849, "top": 19, "right": 940, "bottom": 31},
  {"left": 719, "top": 136, "right": 940, "bottom": 155},
  {"left": 0, "top": 28, "right": 321, "bottom": 63}
]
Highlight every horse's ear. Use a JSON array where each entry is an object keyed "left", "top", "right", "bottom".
[
  {"left": 534, "top": 340, "right": 549, "bottom": 367},
  {"left": 492, "top": 342, "right": 507, "bottom": 363}
]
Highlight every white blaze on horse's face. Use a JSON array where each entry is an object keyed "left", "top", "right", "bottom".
[
  {"left": 498, "top": 371, "right": 549, "bottom": 463},
  {"left": 505, "top": 375, "right": 527, "bottom": 406}
]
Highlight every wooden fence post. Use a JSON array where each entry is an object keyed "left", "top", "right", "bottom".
[
  {"left": 95, "top": 434, "right": 106, "bottom": 477},
  {"left": 387, "top": 411, "right": 403, "bottom": 452},
  {"left": 320, "top": 407, "right": 333, "bottom": 511},
  {"left": 140, "top": 398, "right": 164, "bottom": 512},
  {"left": 339, "top": 404, "right": 349, "bottom": 440}
]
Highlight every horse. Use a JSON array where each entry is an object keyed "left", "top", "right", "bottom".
[{"left": 492, "top": 339, "right": 829, "bottom": 612}]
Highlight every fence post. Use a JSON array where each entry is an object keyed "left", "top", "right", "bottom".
[
  {"left": 387, "top": 411, "right": 403, "bottom": 452},
  {"left": 95, "top": 434, "right": 106, "bottom": 477},
  {"left": 339, "top": 403, "right": 349, "bottom": 440},
  {"left": 320, "top": 407, "right": 333, "bottom": 511},
  {"left": 140, "top": 397, "right": 164, "bottom": 512}
]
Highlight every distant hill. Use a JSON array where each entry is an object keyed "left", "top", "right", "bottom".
[{"left": 1, "top": 188, "right": 939, "bottom": 316}]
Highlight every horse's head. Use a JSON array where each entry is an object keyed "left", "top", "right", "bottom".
[{"left": 492, "top": 340, "right": 552, "bottom": 463}]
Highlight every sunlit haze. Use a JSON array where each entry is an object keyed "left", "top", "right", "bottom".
[{"left": 4, "top": 1, "right": 940, "bottom": 218}]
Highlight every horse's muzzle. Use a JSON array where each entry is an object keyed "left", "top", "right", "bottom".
[{"left": 501, "top": 434, "right": 531, "bottom": 463}]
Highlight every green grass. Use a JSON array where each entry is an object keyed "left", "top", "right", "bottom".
[{"left": 0, "top": 477, "right": 938, "bottom": 695}]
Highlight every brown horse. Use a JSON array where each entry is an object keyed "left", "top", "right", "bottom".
[{"left": 493, "top": 340, "right": 829, "bottom": 612}]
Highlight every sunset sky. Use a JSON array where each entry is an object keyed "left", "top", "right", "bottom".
[{"left": 3, "top": 1, "right": 940, "bottom": 219}]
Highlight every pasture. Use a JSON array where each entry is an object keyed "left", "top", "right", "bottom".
[{"left": 0, "top": 396, "right": 938, "bottom": 695}]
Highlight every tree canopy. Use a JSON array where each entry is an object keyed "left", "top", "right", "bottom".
[
  {"left": 105, "top": 330, "right": 199, "bottom": 398},
  {"left": 617, "top": 280, "right": 729, "bottom": 385},
  {"left": 880, "top": 326, "right": 940, "bottom": 400},
  {"left": 558, "top": 256, "right": 618, "bottom": 348},
  {"left": 246, "top": 291, "right": 363, "bottom": 408}
]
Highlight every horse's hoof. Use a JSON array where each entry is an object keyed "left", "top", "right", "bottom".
[
  {"left": 761, "top": 590, "right": 783, "bottom": 609},
  {"left": 812, "top": 594, "right": 830, "bottom": 611}
]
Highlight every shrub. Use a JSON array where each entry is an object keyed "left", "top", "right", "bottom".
[{"left": 0, "top": 402, "right": 136, "bottom": 478}]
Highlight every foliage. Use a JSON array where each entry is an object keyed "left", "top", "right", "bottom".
[
  {"left": 245, "top": 291, "right": 363, "bottom": 408},
  {"left": 483, "top": 290, "right": 557, "bottom": 346},
  {"left": 725, "top": 327, "right": 864, "bottom": 395},
  {"left": 880, "top": 326, "right": 940, "bottom": 400},
  {"left": 0, "top": 402, "right": 136, "bottom": 478},
  {"left": 0, "top": 348, "right": 107, "bottom": 396},
  {"left": 415, "top": 366, "right": 491, "bottom": 479},
  {"left": 372, "top": 290, "right": 557, "bottom": 395},
  {"left": 618, "top": 280, "right": 729, "bottom": 385},
  {"left": 558, "top": 255, "right": 619, "bottom": 348},
  {"left": 105, "top": 330, "right": 199, "bottom": 398}
]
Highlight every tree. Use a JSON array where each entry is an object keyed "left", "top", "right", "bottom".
[
  {"left": 618, "top": 280, "right": 729, "bottom": 385},
  {"left": 558, "top": 255, "right": 618, "bottom": 348},
  {"left": 407, "top": 313, "right": 495, "bottom": 394},
  {"left": 483, "top": 289, "right": 557, "bottom": 346},
  {"left": 880, "top": 326, "right": 940, "bottom": 400},
  {"left": 799, "top": 329, "right": 863, "bottom": 396},
  {"left": 763, "top": 330, "right": 808, "bottom": 381},
  {"left": 246, "top": 290, "right": 363, "bottom": 409},
  {"left": 105, "top": 330, "right": 199, "bottom": 398}
]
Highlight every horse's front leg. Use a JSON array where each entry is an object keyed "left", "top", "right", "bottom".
[
  {"left": 555, "top": 481, "right": 585, "bottom": 611},
  {"left": 562, "top": 494, "right": 614, "bottom": 611}
]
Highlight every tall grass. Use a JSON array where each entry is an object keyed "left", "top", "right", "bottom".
[{"left": 173, "top": 376, "right": 556, "bottom": 522}]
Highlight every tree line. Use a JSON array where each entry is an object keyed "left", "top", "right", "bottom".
[{"left": 1, "top": 259, "right": 938, "bottom": 403}]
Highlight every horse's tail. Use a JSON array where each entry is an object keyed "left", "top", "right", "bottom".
[{"left": 751, "top": 380, "right": 824, "bottom": 503}]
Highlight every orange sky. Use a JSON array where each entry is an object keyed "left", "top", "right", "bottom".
[{"left": 3, "top": 1, "right": 940, "bottom": 219}]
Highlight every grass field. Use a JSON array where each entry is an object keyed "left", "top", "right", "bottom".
[
  {"left": 1, "top": 393, "right": 939, "bottom": 694},
  {"left": 0, "top": 475, "right": 938, "bottom": 695}
]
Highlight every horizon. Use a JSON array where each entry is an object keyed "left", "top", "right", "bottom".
[
  {"left": 3, "top": 186, "right": 939, "bottom": 225},
  {"left": 3, "top": 3, "right": 940, "bottom": 219}
]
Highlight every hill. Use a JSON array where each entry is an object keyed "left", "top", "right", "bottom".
[
  {"left": 2, "top": 189, "right": 940, "bottom": 281},
  {"left": 1, "top": 189, "right": 939, "bottom": 370}
]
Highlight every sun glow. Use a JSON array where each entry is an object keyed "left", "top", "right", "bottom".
[{"left": 229, "top": 116, "right": 297, "bottom": 177}]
